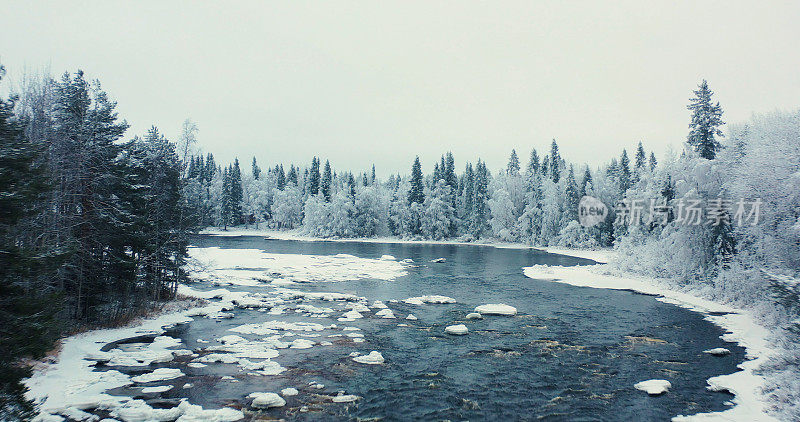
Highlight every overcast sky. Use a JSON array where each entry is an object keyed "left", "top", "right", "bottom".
[{"left": 1, "top": 1, "right": 799, "bottom": 176}]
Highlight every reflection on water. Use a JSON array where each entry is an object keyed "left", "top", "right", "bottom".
[{"left": 107, "top": 236, "right": 743, "bottom": 421}]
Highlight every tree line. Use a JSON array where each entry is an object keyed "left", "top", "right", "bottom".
[{"left": 0, "top": 68, "right": 196, "bottom": 419}]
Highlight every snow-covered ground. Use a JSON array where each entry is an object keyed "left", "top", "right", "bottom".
[{"left": 523, "top": 263, "right": 779, "bottom": 422}]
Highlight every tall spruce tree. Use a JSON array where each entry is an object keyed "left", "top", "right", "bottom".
[
  {"left": 309, "top": 157, "right": 320, "bottom": 195},
  {"left": 321, "top": 160, "right": 332, "bottom": 202},
  {"left": 252, "top": 156, "right": 261, "bottom": 180},
  {"left": 408, "top": 156, "right": 424, "bottom": 205},
  {"left": 687, "top": 80, "right": 724, "bottom": 159},
  {"left": 550, "top": 140, "right": 561, "bottom": 183},
  {"left": 619, "top": 149, "right": 631, "bottom": 193},
  {"left": 507, "top": 149, "right": 520, "bottom": 175}
]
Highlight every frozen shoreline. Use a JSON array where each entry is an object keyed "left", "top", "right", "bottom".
[
  {"left": 198, "top": 227, "right": 614, "bottom": 263},
  {"left": 523, "top": 264, "right": 779, "bottom": 422}
]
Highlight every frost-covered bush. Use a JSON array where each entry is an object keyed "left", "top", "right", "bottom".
[{"left": 554, "top": 221, "right": 600, "bottom": 249}]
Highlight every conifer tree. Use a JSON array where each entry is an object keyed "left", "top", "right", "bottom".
[
  {"left": 619, "top": 149, "right": 631, "bottom": 193},
  {"left": 230, "top": 159, "right": 243, "bottom": 224},
  {"left": 635, "top": 142, "right": 646, "bottom": 169},
  {"left": 564, "top": 165, "right": 580, "bottom": 222},
  {"left": 276, "top": 164, "right": 286, "bottom": 190},
  {"left": 527, "top": 148, "right": 540, "bottom": 175},
  {"left": 371, "top": 164, "right": 376, "bottom": 185},
  {"left": 321, "top": 160, "right": 332, "bottom": 201},
  {"left": 580, "top": 166, "right": 592, "bottom": 198},
  {"left": 408, "top": 156, "right": 425, "bottom": 205},
  {"left": 649, "top": 152, "right": 657, "bottom": 171},
  {"left": 550, "top": 140, "right": 561, "bottom": 183},
  {"left": 287, "top": 164, "right": 298, "bottom": 186},
  {"left": 687, "top": 80, "right": 725, "bottom": 159},
  {"left": 252, "top": 156, "right": 261, "bottom": 180},
  {"left": 309, "top": 157, "right": 320, "bottom": 195},
  {"left": 471, "top": 160, "right": 490, "bottom": 238},
  {"left": 507, "top": 149, "right": 520, "bottom": 175}
]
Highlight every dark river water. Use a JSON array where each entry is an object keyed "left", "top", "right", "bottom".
[{"left": 107, "top": 235, "right": 744, "bottom": 421}]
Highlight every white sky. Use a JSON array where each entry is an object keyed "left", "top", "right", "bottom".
[{"left": 1, "top": 1, "right": 799, "bottom": 176}]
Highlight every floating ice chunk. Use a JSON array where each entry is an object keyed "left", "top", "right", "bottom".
[
  {"left": 465, "top": 312, "right": 483, "bottom": 320},
  {"left": 131, "top": 368, "right": 184, "bottom": 383},
  {"left": 332, "top": 394, "right": 359, "bottom": 403},
  {"left": 347, "top": 303, "right": 371, "bottom": 313},
  {"left": 474, "top": 304, "right": 517, "bottom": 316},
  {"left": 401, "top": 259, "right": 413, "bottom": 264},
  {"left": 217, "top": 335, "right": 246, "bottom": 344},
  {"left": 281, "top": 387, "right": 299, "bottom": 396},
  {"left": 349, "top": 352, "right": 361, "bottom": 357},
  {"left": 375, "top": 309, "right": 396, "bottom": 319},
  {"left": 290, "top": 339, "right": 315, "bottom": 349},
  {"left": 703, "top": 347, "right": 731, "bottom": 356},
  {"left": 403, "top": 295, "right": 456, "bottom": 305},
  {"left": 352, "top": 351, "right": 384, "bottom": 364},
  {"left": 380, "top": 255, "right": 396, "bottom": 261},
  {"left": 371, "top": 300, "right": 388, "bottom": 309},
  {"left": 182, "top": 383, "right": 193, "bottom": 389},
  {"left": 634, "top": 379, "right": 672, "bottom": 395},
  {"left": 431, "top": 258, "right": 446, "bottom": 263},
  {"left": 445, "top": 324, "right": 469, "bottom": 335},
  {"left": 406, "top": 314, "right": 418, "bottom": 320},
  {"left": 248, "top": 392, "right": 286, "bottom": 408},
  {"left": 320, "top": 341, "right": 333, "bottom": 346},
  {"left": 141, "top": 385, "right": 172, "bottom": 394},
  {"left": 339, "top": 310, "right": 363, "bottom": 320}
]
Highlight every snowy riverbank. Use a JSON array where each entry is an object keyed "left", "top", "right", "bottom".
[{"left": 523, "top": 264, "right": 780, "bottom": 422}]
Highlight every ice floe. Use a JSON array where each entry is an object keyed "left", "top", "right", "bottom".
[
  {"left": 465, "top": 312, "right": 483, "bottom": 320},
  {"left": 406, "top": 314, "right": 418, "bottom": 320},
  {"left": 634, "top": 379, "right": 672, "bottom": 395},
  {"left": 703, "top": 347, "right": 731, "bottom": 356},
  {"left": 445, "top": 324, "right": 469, "bottom": 335},
  {"left": 248, "top": 392, "right": 286, "bottom": 408},
  {"left": 375, "top": 309, "right": 396, "bottom": 319},
  {"left": 474, "top": 304, "right": 517, "bottom": 316},
  {"left": 130, "top": 368, "right": 184, "bottom": 383},
  {"left": 352, "top": 351, "right": 385, "bottom": 364},
  {"left": 280, "top": 387, "right": 299, "bottom": 396}
]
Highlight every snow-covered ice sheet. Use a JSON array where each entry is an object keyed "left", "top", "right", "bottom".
[{"left": 188, "top": 246, "right": 408, "bottom": 284}]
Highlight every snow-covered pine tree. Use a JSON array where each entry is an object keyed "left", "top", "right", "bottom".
[
  {"left": 618, "top": 149, "right": 631, "bottom": 194},
  {"left": 471, "top": 160, "right": 490, "bottom": 238},
  {"left": 321, "top": 160, "right": 332, "bottom": 202},
  {"left": 276, "top": 164, "right": 286, "bottom": 190},
  {"left": 580, "top": 165, "right": 592, "bottom": 198},
  {"left": 308, "top": 157, "right": 320, "bottom": 195},
  {"left": 408, "top": 156, "right": 425, "bottom": 205},
  {"left": 507, "top": 149, "right": 520, "bottom": 175},
  {"left": 563, "top": 165, "right": 580, "bottom": 223},
  {"left": 252, "top": 157, "right": 261, "bottom": 180},
  {"left": 649, "top": 152, "right": 657, "bottom": 171},
  {"left": 550, "top": 140, "right": 561, "bottom": 183},
  {"left": 635, "top": 142, "right": 646, "bottom": 169},
  {"left": 687, "top": 79, "right": 725, "bottom": 159}
]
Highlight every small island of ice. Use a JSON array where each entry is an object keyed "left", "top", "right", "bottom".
[
  {"left": 445, "top": 324, "right": 469, "bottom": 335},
  {"left": 634, "top": 379, "right": 672, "bottom": 395},
  {"left": 474, "top": 304, "right": 517, "bottom": 316}
]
